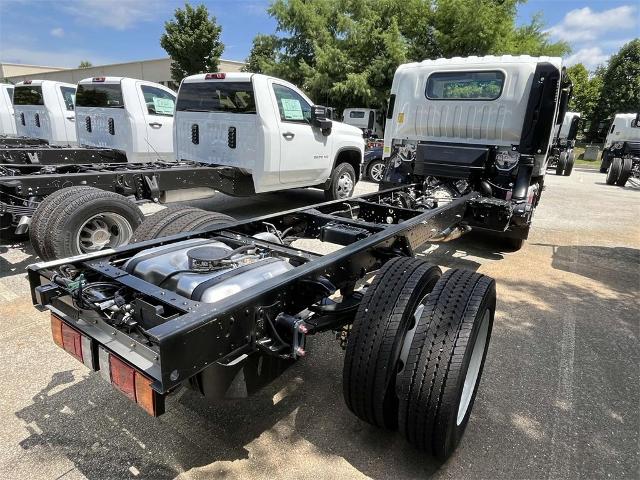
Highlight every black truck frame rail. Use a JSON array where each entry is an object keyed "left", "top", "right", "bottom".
[
  {"left": 29, "top": 184, "right": 476, "bottom": 393},
  {"left": 0, "top": 160, "right": 255, "bottom": 223},
  {"left": 0, "top": 144, "right": 128, "bottom": 165}
]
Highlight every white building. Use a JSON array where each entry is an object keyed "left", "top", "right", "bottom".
[{"left": 1, "top": 57, "right": 246, "bottom": 90}]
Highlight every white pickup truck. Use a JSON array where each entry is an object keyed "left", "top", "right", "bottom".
[
  {"left": 0, "top": 83, "right": 16, "bottom": 136},
  {"left": 13, "top": 80, "right": 77, "bottom": 145},
  {"left": 76, "top": 76, "right": 177, "bottom": 162},
  {"left": 175, "top": 72, "right": 364, "bottom": 200}
]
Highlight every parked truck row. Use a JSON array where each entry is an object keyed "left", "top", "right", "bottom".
[{"left": 1, "top": 73, "right": 364, "bottom": 256}]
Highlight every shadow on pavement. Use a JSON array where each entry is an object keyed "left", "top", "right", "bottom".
[
  {"left": 416, "top": 231, "right": 506, "bottom": 272},
  {"left": 0, "top": 241, "right": 37, "bottom": 279}
]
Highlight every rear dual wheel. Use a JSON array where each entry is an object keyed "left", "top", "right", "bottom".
[
  {"left": 606, "top": 157, "right": 622, "bottom": 185},
  {"left": 343, "top": 258, "right": 496, "bottom": 459},
  {"left": 131, "top": 206, "right": 235, "bottom": 242}
]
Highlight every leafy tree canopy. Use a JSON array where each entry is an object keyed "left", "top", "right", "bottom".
[
  {"left": 78, "top": 60, "right": 93, "bottom": 69},
  {"left": 245, "top": 0, "right": 570, "bottom": 112},
  {"left": 160, "top": 2, "right": 224, "bottom": 84}
]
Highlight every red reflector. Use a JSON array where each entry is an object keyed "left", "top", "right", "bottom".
[
  {"left": 109, "top": 355, "right": 136, "bottom": 401},
  {"left": 205, "top": 73, "right": 226, "bottom": 80},
  {"left": 51, "top": 315, "right": 63, "bottom": 348},
  {"left": 23, "top": 80, "right": 32, "bottom": 85},
  {"left": 61, "top": 323, "right": 83, "bottom": 361},
  {"left": 92, "top": 77, "right": 106, "bottom": 82}
]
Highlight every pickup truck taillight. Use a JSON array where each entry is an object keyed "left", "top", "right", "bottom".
[{"left": 98, "top": 347, "right": 165, "bottom": 416}]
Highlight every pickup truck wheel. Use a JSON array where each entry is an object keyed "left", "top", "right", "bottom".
[
  {"left": 41, "top": 187, "right": 143, "bottom": 261},
  {"left": 396, "top": 269, "right": 496, "bottom": 459},
  {"left": 343, "top": 257, "right": 442, "bottom": 429},
  {"left": 616, "top": 157, "right": 633, "bottom": 187},
  {"left": 367, "top": 160, "right": 386, "bottom": 183},
  {"left": 325, "top": 162, "right": 356, "bottom": 200},
  {"left": 606, "top": 158, "right": 622, "bottom": 185},
  {"left": 563, "top": 150, "right": 575, "bottom": 176},
  {"left": 555, "top": 152, "right": 567, "bottom": 175},
  {"left": 132, "top": 206, "right": 235, "bottom": 242},
  {"left": 29, "top": 186, "right": 94, "bottom": 258}
]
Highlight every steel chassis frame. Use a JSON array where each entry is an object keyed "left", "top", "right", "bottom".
[{"left": 29, "top": 185, "right": 477, "bottom": 394}]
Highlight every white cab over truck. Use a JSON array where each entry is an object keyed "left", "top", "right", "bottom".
[
  {"left": 382, "top": 55, "right": 571, "bottom": 249},
  {"left": 0, "top": 83, "right": 16, "bottom": 135},
  {"left": 342, "top": 107, "right": 384, "bottom": 138},
  {"left": 175, "top": 72, "right": 364, "bottom": 200},
  {"left": 549, "top": 111, "right": 580, "bottom": 176},
  {"left": 13, "top": 80, "right": 77, "bottom": 145},
  {"left": 76, "top": 77, "right": 176, "bottom": 162},
  {"left": 601, "top": 112, "right": 640, "bottom": 186}
]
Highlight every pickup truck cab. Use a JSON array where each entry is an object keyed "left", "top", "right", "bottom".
[
  {"left": 174, "top": 72, "right": 364, "bottom": 199},
  {"left": 75, "top": 77, "right": 176, "bottom": 162},
  {"left": 343, "top": 107, "right": 384, "bottom": 138},
  {"left": 13, "top": 80, "right": 76, "bottom": 145},
  {"left": 0, "top": 83, "right": 16, "bottom": 135}
]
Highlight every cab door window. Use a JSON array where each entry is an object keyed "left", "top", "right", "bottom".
[
  {"left": 272, "top": 84, "right": 311, "bottom": 123},
  {"left": 140, "top": 85, "right": 176, "bottom": 117}
]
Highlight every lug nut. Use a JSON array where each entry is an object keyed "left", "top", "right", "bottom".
[{"left": 296, "top": 347, "right": 306, "bottom": 357}]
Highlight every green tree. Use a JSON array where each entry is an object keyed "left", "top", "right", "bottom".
[
  {"left": 78, "top": 60, "right": 93, "bottom": 69},
  {"left": 257, "top": 0, "right": 570, "bottom": 112},
  {"left": 243, "top": 34, "right": 279, "bottom": 73},
  {"left": 160, "top": 2, "right": 224, "bottom": 84},
  {"left": 566, "top": 63, "right": 603, "bottom": 124},
  {"left": 593, "top": 39, "right": 640, "bottom": 123}
]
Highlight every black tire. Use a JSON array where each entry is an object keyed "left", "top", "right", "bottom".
[
  {"left": 29, "top": 186, "right": 94, "bottom": 258},
  {"left": 324, "top": 162, "right": 356, "bottom": 201},
  {"left": 132, "top": 206, "right": 235, "bottom": 242},
  {"left": 563, "top": 150, "right": 575, "bottom": 176},
  {"left": 504, "top": 236, "right": 525, "bottom": 251},
  {"left": 396, "top": 269, "right": 496, "bottom": 459},
  {"left": 599, "top": 150, "right": 611, "bottom": 173},
  {"left": 555, "top": 152, "right": 567, "bottom": 175},
  {"left": 40, "top": 187, "right": 144, "bottom": 261},
  {"left": 616, "top": 157, "right": 633, "bottom": 187},
  {"left": 606, "top": 158, "right": 622, "bottom": 185},
  {"left": 343, "top": 257, "right": 442, "bottom": 429},
  {"left": 367, "top": 159, "right": 386, "bottom": 183}
]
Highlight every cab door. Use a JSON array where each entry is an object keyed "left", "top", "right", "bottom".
[
  {"left": 57, "top": 85, "right": 77, "bottom": 144},
  {"left": 136, "top": 82, "right": 176, "bottom": 160},
  {"left": 270, "top": 82, "right": 331, "bottom": 185}
]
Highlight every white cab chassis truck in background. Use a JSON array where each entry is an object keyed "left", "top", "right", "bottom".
[
  {"left": 4, "top": 73, "right": 363, "bottom": 260},
  {"left": 174, "top": 73, "right": 364, "bottom": 201},
  {"left": 381, "top": 55, "right": 571, "bottom": 249},
  {"left": 13, "top": 80, "right": 77, "bottom": 145},
  {"left": 601, "top": 112, "right": 640, "bottom": 187},
  {"left": 342, "top": 107, "right": 384, "bottom": 138},
  {"left": 548, "top": 111, "right": 580, "bottom": 176}
]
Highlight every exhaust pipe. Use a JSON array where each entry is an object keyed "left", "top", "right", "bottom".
[
  {"left": 431, "top": 225, "right": 471, "bottom": 242},
  {"left": 14, "top": 215, "right": 31, "bottom": 235}
]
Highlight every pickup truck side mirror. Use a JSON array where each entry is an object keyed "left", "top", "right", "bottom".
[{"left": 311, "top": 105, "right": 332, "bottom": 135}]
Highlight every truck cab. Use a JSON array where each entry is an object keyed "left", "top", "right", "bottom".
[
  {"left": 382, "top": 55, "right": 570, "bottom": 248},
  {"left": 75, "top": 77, "right": 176, "bottom": 162},
  {"left": 600, "top": 113, "right": 640, "bottom": 172},
  {"left": 174, "top": 72, "right": 364, "bottom": 199},
  {"left": 343, "top": 107, "right": 384, "bottom": 138},
  {"left": 13, "top": 80, "right": 76, "bottom": 145},
  {"left": 549, "top": 111, "right": 581, "bottom": 176},
  {"left": 0, "top": 83, "right": 16, "bottom": 136}
]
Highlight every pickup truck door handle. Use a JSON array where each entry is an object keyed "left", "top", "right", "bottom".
[
  {"left": 149, "top": 122, "right": 163, "bottom": 128},
  {"left": 66, "top": 116, "right": 75, "bottom": 121},
  {"left": 282, "top": 132, "right": 295, "bottom": 139}
]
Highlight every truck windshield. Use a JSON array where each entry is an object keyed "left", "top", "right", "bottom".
[
  {"left": 76, "top": 84, "right": 124, "bottom": 108},
  {"left": 176, "top": 82, "right": 256, "bottom": 114},
  {"left": 426, "top": 71, "right": 505, "bottom": 100},
  {"left": 14, "top": 86, "right": 44, "bottom": 105}
]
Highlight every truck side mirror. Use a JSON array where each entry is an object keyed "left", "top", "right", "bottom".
[
  {"left": 634, "top": 113, "right": 640, "bottom": 128},
  {"left": 311, "top": 105, "right": 332, "bottom": 135}
]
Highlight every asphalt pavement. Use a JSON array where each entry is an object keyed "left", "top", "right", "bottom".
[{"left": 0, "top": 169, "right": 638, "bottom": 479}]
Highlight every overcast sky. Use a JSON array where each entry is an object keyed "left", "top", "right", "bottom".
[{"left": 0, "top": 0, "right": 637, "bottom": 71}]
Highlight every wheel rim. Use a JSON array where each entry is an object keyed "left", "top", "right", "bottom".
[
  {"left": 76, "top": 212, "right": 133, "bottom": 253},
  {"left": 336, "top": 172, "right": 354, "bottom": 199},
  {"left": 457, "top": 309, "right": 490, "bottom": 425},
  {"left": 370, "top": 161, "right": 385, "bottom": 182}
]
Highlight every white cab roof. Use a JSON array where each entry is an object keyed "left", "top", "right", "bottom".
[
  {"left": 15, "top": 79, "right": 76, "bottom": 88},
  {"left": 398, "top": 55, "right": 562, "bottom": 72}
]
